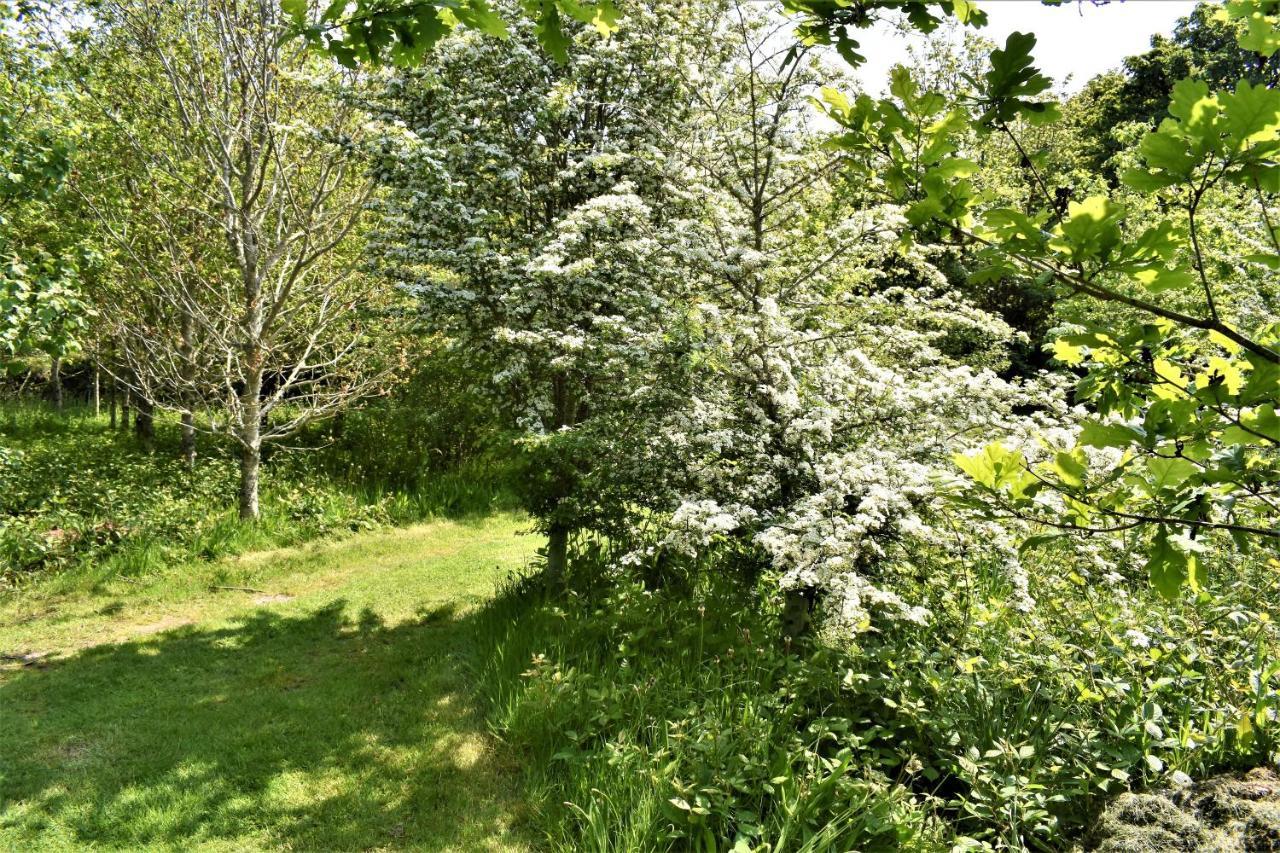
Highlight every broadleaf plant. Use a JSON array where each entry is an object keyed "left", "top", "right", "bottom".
[{"left": 818, "top": 1, "right": 1280, "bottom": 597}]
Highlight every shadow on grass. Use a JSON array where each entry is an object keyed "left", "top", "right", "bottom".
[{"left": 0, "top": 600, "right": 526, "bottom": 850}]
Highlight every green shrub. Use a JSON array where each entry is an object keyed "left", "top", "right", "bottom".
[{"left": 473, "top": 544, "right": 1280, "bottom": 851}]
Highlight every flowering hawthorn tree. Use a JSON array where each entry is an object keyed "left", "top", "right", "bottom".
[
  {"left": 611, "top": 5, "right": 1064, "bottom": 635},
  {"left": 367, "top": 2, "right": 713, "bottom": 578}
]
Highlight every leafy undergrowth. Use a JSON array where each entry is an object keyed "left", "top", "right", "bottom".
[
  {"left": 0, "top": 403, "right": 515, "bottom": 591},
  {"left": 0, "top": 514, "right": 538, "bottom": 851},
  {"left": 474, "top": 550, "right": 1280, "bottom": 852}
]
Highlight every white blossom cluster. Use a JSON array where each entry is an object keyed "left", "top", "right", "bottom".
[{"left": 363, "top": 3, "right": 1103, "bottom": 634}]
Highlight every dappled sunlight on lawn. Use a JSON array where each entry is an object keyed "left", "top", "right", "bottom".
[{"left": 1, "top": 600, "right": 528, "bottom": 851}]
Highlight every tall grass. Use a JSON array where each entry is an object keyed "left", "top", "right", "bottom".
[
  {"left": 469, "top": 540, "right": 1280, "bottom": 850},
  {"left": 470, "top": 567, "right": 941, "bottom": 852}
]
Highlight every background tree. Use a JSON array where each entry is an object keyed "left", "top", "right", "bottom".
[
  {"left": 1072, "top": 1, "right": 1280, "bottom": 176},
  {"left": 75, "top": 0, "right": 388, "bottom": 518},
  {"left": 0, "top": 3, "right": 90, "bottom": 386}
]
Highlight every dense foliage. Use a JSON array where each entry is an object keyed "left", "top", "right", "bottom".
[{"left": 5, "top": 0, "right": 1280, "bottom": 850}]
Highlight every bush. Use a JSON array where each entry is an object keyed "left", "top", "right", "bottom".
[{"left": 472, "top": 542, "right": 1280, "bottom": 851}]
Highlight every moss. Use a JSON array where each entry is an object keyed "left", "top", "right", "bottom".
[{"left": 1092, "top": 768, "right": 1280, "bottom": 852}]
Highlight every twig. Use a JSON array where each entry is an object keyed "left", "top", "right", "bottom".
[{"left": 212, "top": 585, "right": 268, "bottom": 594}]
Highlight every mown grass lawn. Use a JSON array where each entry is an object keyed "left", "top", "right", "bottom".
[{"left": 0, "top": 514, "right": 538, "bottom": 851}]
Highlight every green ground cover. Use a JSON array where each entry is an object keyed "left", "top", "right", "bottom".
[{"left": 0, "top": 515, "right": 537, "bottom": 852}]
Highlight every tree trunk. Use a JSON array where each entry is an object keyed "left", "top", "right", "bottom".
[
  {"left": 50, "top": 356, "right": 62, "bottom": 414},
  {"left": 780, "top": 587, "right": 817, "bottom": 643},
  {"left": 179, "top": 310, "right": 196, "bottom": 466},
  {"left": 545, "top": 522, "right": 569, "bottom": 584},
  {"left": 238, "top": 437, "right": 261, "bottom": 521},
  {"left": 181, "top": 412, "right": 196, "bottom": 467},
  {"left": 121, "top": 387, "right": 131, "bottom": 430},
  {"left": 92, "top": 362, "right": 100, "bottom": 417},
  {"left": 134, "top": 396, "right": 155, "bottom": 442},
  {"left": 238, "top": 366, "right": 262, "bottom": 517},
  {"left": 109, "top": 375, "right": 117, "bottom": 429},
  {"left": 237, "top": 363, "right": 264, "bottom": 521}
]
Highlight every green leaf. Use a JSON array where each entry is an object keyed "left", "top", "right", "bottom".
[
  {"left": 1018, "top": 533, "right": 1067, "bottom": 555},
  {"left": 1245, "top": 252, "right": 1280, "bottom": 270},
  {"left": 455, "top": 0, "right": 510, "bottom": 38},
  {"left": 1146, "top": 456, "right": 1197, "bottom": 491},
  {"left": 1051, "top": 196, "right": 1125, "bottom": 265},
  {"left": 977, "top": 31, "right": 1056, "bottom": 127},
  {"left": 1079, "top": 420, "right": 1144, "bottom": 450},
  {"left": 1167, "top": 77, "right": 1216, "bottom": 129},
  {"left": 1146, "top": 529, "right": 1189, "bottom": 600},
  {"left": 1137, "top": 130, "right": 1199, "bottom": 182},
  {"left": 1053, "top": 449, "right": 1087, "bottom": 488},
  {"left": 531, "top": 0, "right": 570, "bottom": 63},
  {"left": 281, "top": 0, "right": 308, "bottom": 26},
  {"left": 955, "top": 442, "right": 1028, "bottom": 493},
  {"left": 1223, "top": 403, "right": 1280, "bottom": 445},
  {"left": 1051, "top": 338, "right": 1086, "bottom": 366},
  {"left": 1219, "top": 80, "right": 1280, "bottom": 148},
  {"left": 1133, "top": 267, "right": 1195, "bottom": 293}
]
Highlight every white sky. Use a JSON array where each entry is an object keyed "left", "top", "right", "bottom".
[{"left": 852, "top": 0, "right": 1201, "bottom": 94}]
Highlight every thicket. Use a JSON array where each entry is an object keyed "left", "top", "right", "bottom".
[{"left": 0, "top": 391, "right": 513, "bottom": 589}]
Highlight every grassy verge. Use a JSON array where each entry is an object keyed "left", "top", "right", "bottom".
[
  {"left": 0, "top": 514, "right": 538, "bottom": 851},
  {"left": 0, "top": 401, "right": 516, "bottom": 592}
]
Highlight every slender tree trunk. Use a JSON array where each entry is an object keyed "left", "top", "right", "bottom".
[
  {"left": 92, "top": 362, "right": 100, "bottom": 417},
  {"left": 134, "top": 396, "right": 154, "bottom": 442},
  {"left": 108, "top": 374, "right": 117, "bottom": 429},
  {"left": 50, "top": 356, "right": 62, "bottom": 414},
  {"left": 544, "top": 374, "right": 576, "bottom": 584},
  {"left": 121, "top": 387, "right": 131, "bottom": 430},
  {"left": 179, "top": 311, "right": 196, "bottom": 466},
  {"left": 237, "top": 262, "right": 265, "bottom": 521},
  {"left": 181, "top": 413, "right": 196, "bottom": 467},
  {"left": 238, "top": 371, "right": 263, "bottom": 521}
]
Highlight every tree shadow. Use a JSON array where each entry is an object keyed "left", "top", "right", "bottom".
[{"left": 0, "top": 600, "right": 529, "bottom": 850}]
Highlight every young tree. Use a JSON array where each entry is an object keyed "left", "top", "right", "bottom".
[
  {"left": 0, "top": 6, "right": 90, "bottom": 383},
  {"left": 819, "top": 1, "right": 1280, "bottom": 596},
  {"left": 74, "top": 0, "right": 386, "bottom": 518}
]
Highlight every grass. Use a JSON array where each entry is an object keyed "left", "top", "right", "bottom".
[
  {"left": 0, "top": 401, "right": 516, "bottom": 591},
  {"left": 0, "top": 513, "right": 539, "bottom": 851}
]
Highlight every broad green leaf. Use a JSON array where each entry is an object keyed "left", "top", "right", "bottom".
[
  {"left": 1053, "top": 449, "right": 1087, "bottom": 488},
  {"left": 1168, "top": 77, "right": 1217, "bottom": 129},
  {"left": 1051, "top": 196, "right": 1125, "bottom": 264},
  {"left": 1133, "top": 267, "right": 1195, "bottom": 293},
  {"left": 1146, "top": 529, "right": 1189, "bottom": 600},
  {"left": 1079, "top": 420, "right": 1144, "bottom": 450},
  {"left": 1223, "top": 403, "right": 1280, "bottom": 445},
  {"left": 1052, "top": 338, "right": 1085, "bottom": 366},
  {"left": 1220, "top": 80, "right": 1280, "bottom": 148},
  {"left": 1146, "top": 456, "right": 1197, "bottom": 491},
  {"left": 281, "top": 0, "right": 308, "bottom": 26},
  {"left": 1018, "top": 533, "right": 1067, "bottom": 555},
  {"left": 1196, "top": 356, "right": 1246, "bottom": 396}
]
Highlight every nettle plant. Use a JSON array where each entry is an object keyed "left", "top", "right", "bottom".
[{"left": 818, "top": 0, "right": 1280, "bottom": 597}]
